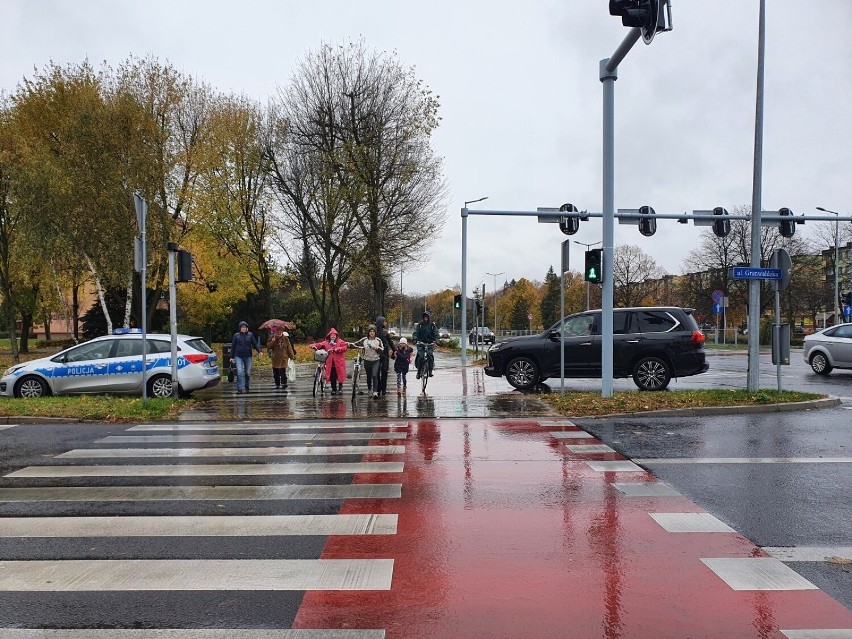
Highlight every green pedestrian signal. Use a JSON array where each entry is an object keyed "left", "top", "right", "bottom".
[
  {"left": 453, "top": 294, "right": 462, "bottom": 309},
  {"left": 584, "top": 249, "right": 603, "bottom": 283}
]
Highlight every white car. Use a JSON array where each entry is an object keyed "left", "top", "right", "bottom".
[
  {"left": 0, "top": 330, "right": 220, "bottom": 399},
  {"left": 803, "top": 322, "right": 852, "bottom": 375}
]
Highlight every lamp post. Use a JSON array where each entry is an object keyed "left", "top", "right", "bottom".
[
  {"left": 817, "top": 207, "right": 841, "bottom": 324},
  {"left": 574, "top": 240, "right": 602, "bottom": 310},
  {"left": 485, "top": 271, "right": 504, "bottom": 335},
  {"left": 461, "top": 196, "right": 488, "bottom": 366}
]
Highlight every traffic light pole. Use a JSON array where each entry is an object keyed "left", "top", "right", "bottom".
[
  {"left": 600, "top": 27, "right": 642, "bottom": 398},
  {"left": 747, "top": 0, "right": 766, "bottom": 392}
]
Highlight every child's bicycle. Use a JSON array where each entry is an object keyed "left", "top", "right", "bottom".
[
  {"left": 310, "top": 347, "right": 328, "bottom": 397},
  {"left": 346, "top": 342, "right": 365, "bottom": 401},
  {"left": 415, "top": 341, "right": 436, "bottom": 393}
]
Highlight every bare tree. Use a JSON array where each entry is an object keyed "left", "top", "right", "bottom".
[
  {"left": 612, "top": 244, "right": 666, "bottom": 307},
  {"left": 268, "top": 41, "right": 448, "bottom": 320}
]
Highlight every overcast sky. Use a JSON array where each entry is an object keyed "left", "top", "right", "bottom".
[{"left": 2, "top": 1, "right": 850, "bottom": 296}]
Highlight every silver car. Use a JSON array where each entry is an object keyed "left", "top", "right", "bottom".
[
  {"left": 0, "top": 330, "right": 220, "bottom": 398},
  {"left": 803, "top": 323, "right": 852, "bottom": 375}
]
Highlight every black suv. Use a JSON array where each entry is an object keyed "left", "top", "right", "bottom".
[
  {"left": 484, "top": 307, "right": 708, "bottom": 391},
  {"left": 469, "top": 327, "right": 496, "bottom": 345}
]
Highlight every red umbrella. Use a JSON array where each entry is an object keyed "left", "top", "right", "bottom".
[{"left": 259, "top": 319, "right": 296, "bottom": 331}]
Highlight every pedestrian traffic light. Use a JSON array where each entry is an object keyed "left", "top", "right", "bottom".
[
  {"left": 453, "top": 294, "right": 462, "bottom": 309},
  {"left": 475, "top": 299, "right": 482, "bottom": 315},
  {"left": 638, "top": 205, "right": 657, "bottom": 237},
  {"left": 712, "top": 207, "right": 731, "bottom": 238},
  {"left": 559, "top": 203, "right": 580, "bottom": 236},
  {"left": 778, "top": 207, "right": 796, "bottom": 238},
  {"left": 584, "top": 249, "right": 603, "bottom": 283},
  {"left": 177, "top": 249, "right": 194, "bottom": 282}
]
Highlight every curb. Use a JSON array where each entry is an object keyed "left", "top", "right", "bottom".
[{"left": 578, "top": 396, "right": 842, "bottom": 420}]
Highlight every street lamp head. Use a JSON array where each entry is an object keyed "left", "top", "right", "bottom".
[
  {"left": 817, "top": 206, "right": 839, "bottom": 215},
  {"left": 464, "top": 196, "right": 489, "bottom": 207}
]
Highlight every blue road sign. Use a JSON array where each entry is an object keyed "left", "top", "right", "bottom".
[
  {"left": 732, "top": 267, "right": 782, "bottom": 280},
  {"left": 712, "top": 303, "right": 723, "bottom": 314}
]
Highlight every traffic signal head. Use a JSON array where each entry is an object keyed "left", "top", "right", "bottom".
[
  {"left": 453, "top": 294, "right": 462, "bottom": 309},
  {"left": 712, "top": 207, "right": 731, "bottom": 238},
  {"left": 778, "top": 207, "right": 796, "bottom": 238},
  {"left": 609, "top": 0, "right": 662, "bottom": 43},
  {"left": 559, "top": 203, "right": 580, "bottom": 235},
  {"left": 638, "top": 205, "right": 657, "bottom": 237},
  {"left": 584, "top": 249, "right": 603, "bottom": 283},
  {"left": 176, "top": 249, "right": 194, "bottom": 282}
]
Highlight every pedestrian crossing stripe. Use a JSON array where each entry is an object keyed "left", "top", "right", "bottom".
[
  {"left": 0, "top": 514, "right": 398, "bottom": 537},
  {"left": 0, "top": 558, "right": 394, "bottom": 591},
  {"left": 129, "top": 422, "right": 409, "bottom": 431},
  {"left": 57, "top": 445, "right": 406, "bottom": 458},
  {"left": 0, "top": 484, "right": 402, "bottom": 502},
  {"left": 6, "top": 461, "right": 405, "bottom": 478},
  {"left": 0, "top": 631, "right": 386, "bottom": 638},
  {"left": 97, "top": 433, "right": 408, "bottom": 443}
]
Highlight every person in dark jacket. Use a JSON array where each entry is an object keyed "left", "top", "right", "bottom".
[
  {"left": 230, "top": 320, "right": 262, "bottom": 394},
  {"left": 375, "top": 316, "right": 395, "bottom": 396},
  {"left": 393, "top": 337, "right": 414, "bottom": 394},
  {"left": 412, "top": 311, "right": 439, "bottom": 378}
]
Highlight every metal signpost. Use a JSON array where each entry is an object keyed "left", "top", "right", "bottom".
[
  {"left": 133, "top": 194, "right": 148, "bottom": 405},
  {"left": 770, "top": 248, "right": 793, "bottom": 392},
  {"left": 167, "top": 243, "right": 179, "bottom": 398}
]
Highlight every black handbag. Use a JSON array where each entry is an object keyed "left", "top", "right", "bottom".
[{"left": 227, "top": 364, "right": 235, "bottom": 383}]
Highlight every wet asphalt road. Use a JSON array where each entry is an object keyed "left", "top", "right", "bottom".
[{"left": 575, "top": 406, "right": 852, "bottom": 610}]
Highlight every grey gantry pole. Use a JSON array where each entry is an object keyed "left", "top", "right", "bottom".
[
  {"left": 600, "top": 27, "right": 641, "bottom": 398},
  {"left": 747, "top": 0, "right": 766, "bottom": 392},
  {"left": 461, "top": 207, "right": 468, "bottom": 367}
]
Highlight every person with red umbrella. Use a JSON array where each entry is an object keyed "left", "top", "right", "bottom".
[{"left": 267, "top": 328, "right": 296, "bottom": 390}]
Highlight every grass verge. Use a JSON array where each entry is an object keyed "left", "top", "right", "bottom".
[
  {"left": 541, "top": 389, "right": 824, "bottom": 418},
  {"left": 0, "top": 396, "right": 190, "bottom": 422}
]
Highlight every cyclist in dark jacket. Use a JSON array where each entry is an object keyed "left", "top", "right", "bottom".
[
  {"left": 230, "top": 321, "right": 261, "bottom": 393},
  {"left": 412, "top": 311, "right": 439, "bottom": 378}
]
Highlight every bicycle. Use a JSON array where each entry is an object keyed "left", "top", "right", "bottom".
[
  {"left": 415, "top": 341, "right": 436, "bottom": 393},
  {"left": 311, "top": 347, "right": 328, "bottom": 397},
  {"left": 346, "top": 342, "right": 365, "bottom": 401}
]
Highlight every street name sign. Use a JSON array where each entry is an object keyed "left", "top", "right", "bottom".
[{"left": 732, "top": 267, "right": 782, "bottom": 280}]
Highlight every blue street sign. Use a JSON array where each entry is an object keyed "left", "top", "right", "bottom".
[
  {"left": 712, "top": 303, "right": 723, "bottom": 314},
  {"left": 732, "top": 267, "right": 782, "bottom": 280}
]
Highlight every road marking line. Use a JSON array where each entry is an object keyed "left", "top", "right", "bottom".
[
  {"left": 0, "top": 484, "right": 403, "bottom": 502},
  {"left": 0, "top": 630, "right": 386, "bottom": 639},
  {"left": 0, "top": 558, "right": 394, "bottom": 591},
  {"left": 5, "top": 461, "right": 404, "bottom": 478},
  {"left": 635, "top": 457, "right": 852, "bottom": 464},
  {"left": 57, "top": 445, "right": 405, "bottom": 458},
  {"left": 650, "top": 512, "right": 736, "bottom": 533},
  {"left": 612, "top": 482, "right": 681, "bottom": 497},
  {"left": 763, "top": 547, "right": 852, "bottom": 562},
  {"left": 586, "top": 461, "right": 643, "bottom": 472},
  {"left": 550, "top": 431, "right": 595, "bottom": 439},
  {"left": 701, "top": 558, "right": 818, "bottom": 590},
  {"left": 0, "top": 425, "right": 16, "bottom": 431},
  {"left": 566, "top": 444, "right": 615, "bottom": 454},
  {"left": 0, "top": 514, "right": 398, "bottom": 537},
  {"left": 781, "top": 631, "right": 852, "bottom": 639},
  {"left": 98, "top": 433, "right": 408, "bottom": 443}
]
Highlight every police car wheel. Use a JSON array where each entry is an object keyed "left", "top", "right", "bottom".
[
  {"left": 15, "top": 376, "right": 49, "bottom": 398},
  {"left": 148, "top": 374, "right": 175, "bottom": 398}
]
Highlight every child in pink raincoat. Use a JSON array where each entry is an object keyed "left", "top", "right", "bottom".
[{"left": 310, "top": 328, "right": 348, "bottom": 395}]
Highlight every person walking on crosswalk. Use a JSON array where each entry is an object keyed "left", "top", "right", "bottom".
[
  {"left": 230, "top": 320, "right": 262, "bottom": 394},
  {"left": 267, "top": 329, "right": 296, "bottom": 390}
]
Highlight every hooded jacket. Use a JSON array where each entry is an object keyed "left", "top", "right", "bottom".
[
  {"left": 375, "top": 316, "right": 395, "bottom": 360},
  {"left": 412, "top": 312, "right": 439, "bottom": 345},
  {"left": 231, "top": 322, "right": 261, "bottom": 358},
  {"left": 310, "top": 328, "right": 348, "bottom": 382}
]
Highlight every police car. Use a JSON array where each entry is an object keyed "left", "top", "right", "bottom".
[{"left": 0, "top": 329, "right": 220, "bottom": 399}]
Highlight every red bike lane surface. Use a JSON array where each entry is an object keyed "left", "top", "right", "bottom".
[{"left": 293, "top": 418, "right": 852, "bottom": 638}]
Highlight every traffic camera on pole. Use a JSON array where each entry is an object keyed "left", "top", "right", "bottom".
[
  {"left": 778, "top": 207, "right": 796, "bottom": 238},
  {"left": 558, "top": 203, "right": 580, "bottom": 235},
  {"left": 584, "top": 249, "right": 603, "bottom": 283},
  {"left": 712, "top": 207, "right": 731, "bottom": 238},
  {"left": 638, "top": 205, "right": 657, "bottom": 237}
]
